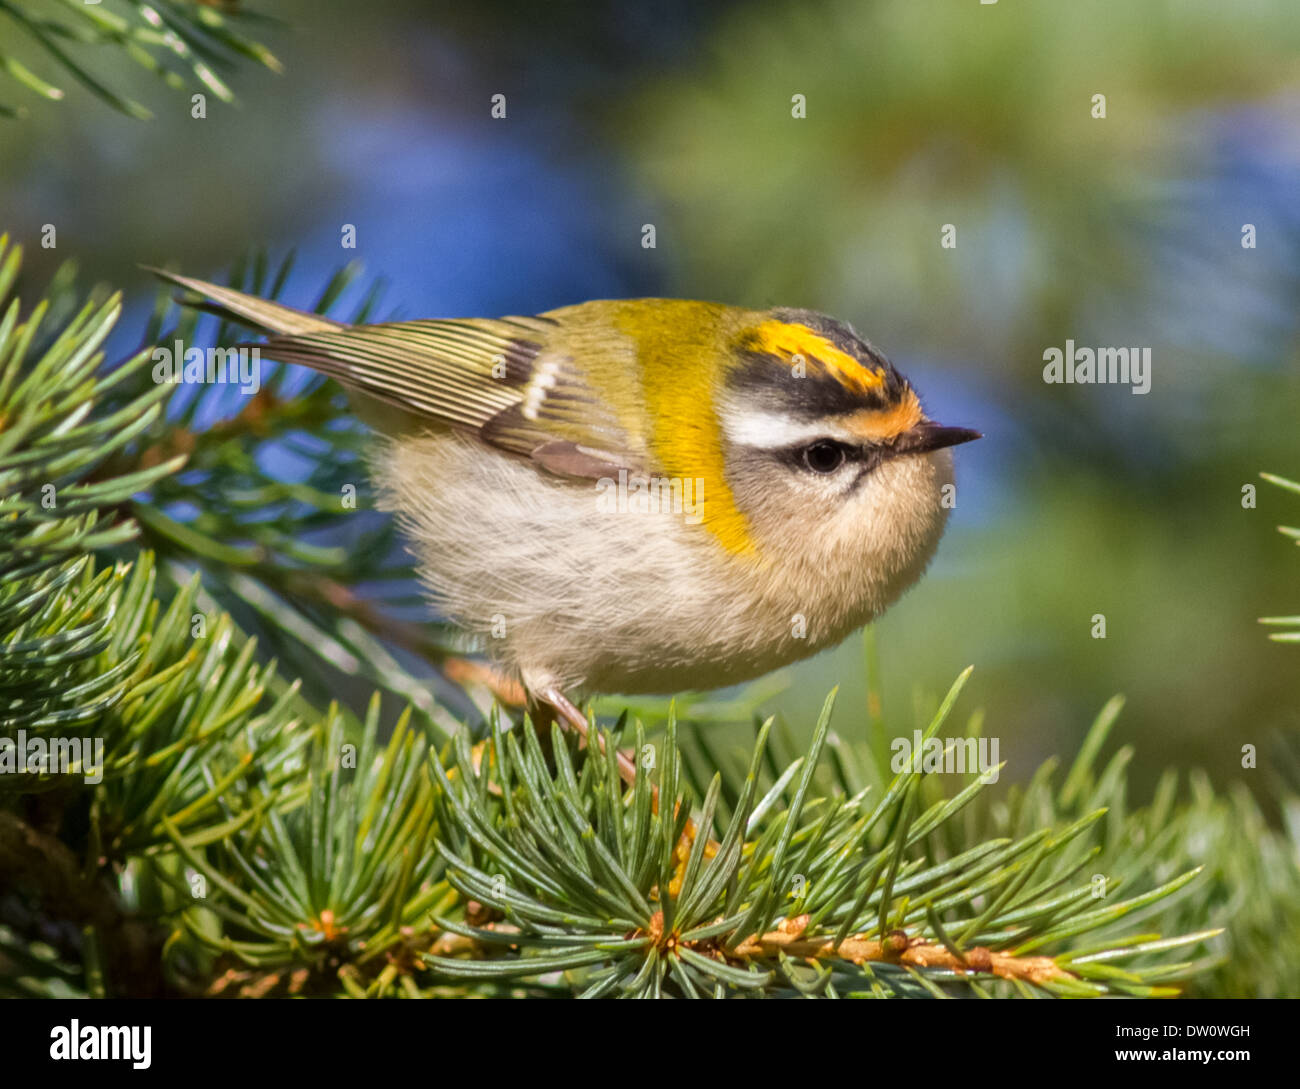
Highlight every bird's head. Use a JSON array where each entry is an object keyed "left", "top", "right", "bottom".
[{"left": 711, "top": 309, "right": 980, "bottom": 616}]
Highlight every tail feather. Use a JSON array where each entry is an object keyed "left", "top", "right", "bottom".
[{"left": 144, "top": 267, "right": 343, "bottom": 337}]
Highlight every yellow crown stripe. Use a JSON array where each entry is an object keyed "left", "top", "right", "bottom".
[{"left": 750, "top": 320, "right": 885, "bottom": 393}]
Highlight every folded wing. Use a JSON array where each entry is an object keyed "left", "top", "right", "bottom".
[{"left": 152, "top": 269, "right": 642, "bottom": 480}]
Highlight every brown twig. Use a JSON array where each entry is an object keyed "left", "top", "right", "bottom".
[
  {"left": 436, "top": 909, "right": 1070, "bottom": 988},
  {"left": 725, "top": 914, "right": 1069, "bottom": 984}
]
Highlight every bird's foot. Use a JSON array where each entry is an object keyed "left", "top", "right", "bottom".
[{"left": 532, "top": 685, "right": 639, "bottom": 787}]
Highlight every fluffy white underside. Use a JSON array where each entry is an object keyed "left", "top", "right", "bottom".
[{"left": 370, "top": 431, "right": 954, "bottom": 697}]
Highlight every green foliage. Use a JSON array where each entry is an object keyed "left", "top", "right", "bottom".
[
  {"left": 162, "top": 699, "right": 448, "bottom": 990},
  {"left": 429, "top": 683, "right": 1215, "bottom": 998},
  {"left": 1260, "top": 472, "right": 1300, "bottom": 643},
  {"left": 0, "top": 0, "right": 279, "bottom": 120},
  {"left": 0, "top": 237, "right": 1295, "bottom": 998},
  {"left": 629, "top": 0, "right": 1300, "bottom": 348}
]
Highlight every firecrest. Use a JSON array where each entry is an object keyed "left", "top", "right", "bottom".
[{"left": 153, "top": 270, "right": 979, "bottom": 742}]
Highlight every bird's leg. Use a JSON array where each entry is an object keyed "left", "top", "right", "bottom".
[
  {"left": 532, "top": 685, "right": 639, "bottom": 788},
  {"left": 531, "top": 688, "right": 718, "bottom": 860}
]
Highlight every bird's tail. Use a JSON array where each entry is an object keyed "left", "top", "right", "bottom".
[{"left": 144, "top": 267, "right": 343, "bottom": 337}]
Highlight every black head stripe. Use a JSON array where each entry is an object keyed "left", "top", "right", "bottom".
[
  {"left": 728, "top": 310, "right": 911, "bottom": 419},
  {"left": 726, "top": 350, "right": 888, "bottom": 419}
]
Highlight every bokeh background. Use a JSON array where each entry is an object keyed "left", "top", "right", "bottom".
[{"left": 3, "top": 0, "right": 1299, "bottom": 800}]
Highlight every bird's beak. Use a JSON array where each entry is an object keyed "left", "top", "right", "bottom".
[{"left": 889, "top": 422, "right": 982, "bottom": 457}]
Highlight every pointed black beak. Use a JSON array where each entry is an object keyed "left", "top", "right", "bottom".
[{"left": 890, "top": 422, "right": 982, "bottom": 457}]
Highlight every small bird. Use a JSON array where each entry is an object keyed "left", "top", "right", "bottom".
[{"left": 153, "top": 272, "right": 979, "bottom": 762}]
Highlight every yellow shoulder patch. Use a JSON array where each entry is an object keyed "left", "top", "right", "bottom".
[
  {"left": 749, "top": 320, "right": 886, "bottom": 394},
  {"left": 613, "top": 302, "right": 760, "bottom": 558}
]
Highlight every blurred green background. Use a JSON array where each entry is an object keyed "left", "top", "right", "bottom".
[{"left": 3, "top": 0, "right": 1298, "bottom": 799}]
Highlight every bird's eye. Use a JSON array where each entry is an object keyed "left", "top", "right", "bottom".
[{"left": 800, "top": 440, "right": 848, "bottom": 474}]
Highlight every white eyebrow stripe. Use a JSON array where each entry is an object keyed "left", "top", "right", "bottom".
[{"left": 722, "top": 411, "right": 864, "bottom": 448}]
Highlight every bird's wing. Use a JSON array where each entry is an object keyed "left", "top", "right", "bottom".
[
  {"left": 145, "top": 267, "right": 345, "bottom": 336},
  {"left": 152, "top": 269, "right": 642, "bottom": 479}
]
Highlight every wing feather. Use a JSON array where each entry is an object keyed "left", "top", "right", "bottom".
[
  {"left": 253, "top": 322, "right": 533, "bottom": 426},
  {"left": 149, "top": 269, "right": 644, "bottom": 478}
]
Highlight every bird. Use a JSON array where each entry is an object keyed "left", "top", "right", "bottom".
[{"left": 151, "top": 270, "right": 979, "bottom": 776}]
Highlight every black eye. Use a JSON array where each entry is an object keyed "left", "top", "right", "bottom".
[{"left": 800, "top": 440, "right": 848, "bottom": 474}]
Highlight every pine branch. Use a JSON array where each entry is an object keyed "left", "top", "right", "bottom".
[
  {"left": 0, "top": 0, "right": 280, "bottom": 120},
  {"left": 0, "top": 234, "right": 364, "bottom": 993},
  {"left": 423, "top": 683, "right": 1218, "bottom": 998}
]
